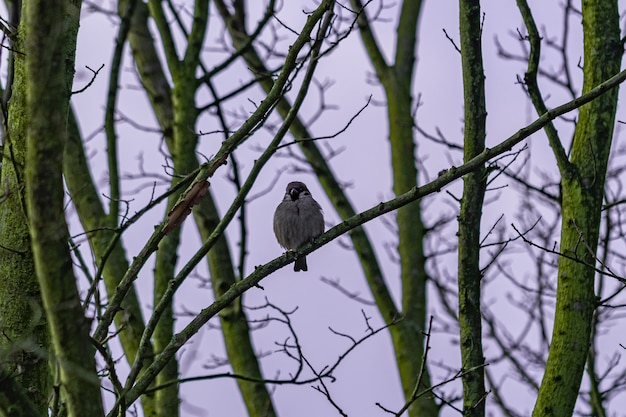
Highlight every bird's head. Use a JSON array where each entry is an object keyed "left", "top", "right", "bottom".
[{"left": 286, "top": 181, "right": 309, "bottom": 201}]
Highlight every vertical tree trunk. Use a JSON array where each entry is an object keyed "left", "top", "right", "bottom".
[
  {"left": 532, "top": 1, "right": 621, "bottom": 416},
  {"left": 24, "top": 1, "right": 104, "bottom": 416},
  {"left": 349, "top": 0, "right": 438, "bottom": 414},
  {"left": 457, "top": 0, "right": 487, "bottom": 415},
  {"left": 0, "top": 1, "right": 49, "bottom": 413}
]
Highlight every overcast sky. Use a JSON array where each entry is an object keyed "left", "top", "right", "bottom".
[{"left": 61, "top": 1, "right": 626, "bottom": 415}]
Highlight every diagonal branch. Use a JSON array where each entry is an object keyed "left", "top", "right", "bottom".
[
  {"left": 117, "top": 65, "right": 626, "bottom": 410},
  {"left": 214, "top": 0, "right": 399, "bottom": 324},
  {"left": 516, "top": 0, "right": 571, "bottom": 177},
  {"left": 93, "top": 0, "right": 334, "bottom": 351},
  {"left": 348, "top": 0, "right": 390, "bottom": 78}
]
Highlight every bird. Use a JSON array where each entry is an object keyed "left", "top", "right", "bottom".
[{"left": 273, "top": 181, "right": 324, "bottom": 271}]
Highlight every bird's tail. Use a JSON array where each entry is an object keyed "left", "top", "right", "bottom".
[{"left": 294, "top": 255, "right": 307, "bottom": 272}]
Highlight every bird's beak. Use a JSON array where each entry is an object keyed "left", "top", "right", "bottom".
[{"left": 289, "top": 188, "right": 299, "bottom": 201}]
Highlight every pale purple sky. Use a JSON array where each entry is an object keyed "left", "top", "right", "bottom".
[{"left": 59, "top": 1, "right": 626, "bottom": 416}]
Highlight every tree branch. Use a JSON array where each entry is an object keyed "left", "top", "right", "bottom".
[{"left": 119, "top": 64, "right": 626, "bottom": 410}]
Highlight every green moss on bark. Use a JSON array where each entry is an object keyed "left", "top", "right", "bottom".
[
  {"left": 532, "top": 1, "right": 621, "bottom": 416},
  {"left": 24, "top": 1, "right": 104, "bottom": 416},
  {"left": 457, "top": 0, "right": 487, "bottom": 416},
  {"left": 0, "top": 6, "right": 50, "bottom": 415}
]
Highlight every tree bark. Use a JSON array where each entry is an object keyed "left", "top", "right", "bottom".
[
  {"left": 348, "top": 1, "right": 437, "bottom": 415},
  {"left": 0, "top": 1, "right": 49, "bottom": 413},
  {"left": 532, "top": 1, "right": 621, "bottom": 416},
  {"left": 458, "top": 0, "right": 487, "bottom": 415},
  {"left": 24, "top": 1, "right": 104, "bottom": 416}
]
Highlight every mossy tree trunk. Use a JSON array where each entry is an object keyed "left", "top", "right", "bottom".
[
  {"left": 457, "top": 0, "right": 487, "bottom": 416},
  {"left": 532, "top": 1, "right": 621, "bottom": 416},
  {"left": 348, "top": 1, "right": 438, "bottom": 415},
  {"left": 24, "top": 1, "right": 104, "bottom": 416},
  {"left": 0, "top": 0, "right": 49, "bottom": 411}
]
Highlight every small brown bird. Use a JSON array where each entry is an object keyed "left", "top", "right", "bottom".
[{"left": 273, "top": 181, "right": 324, "bottom": 271}]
